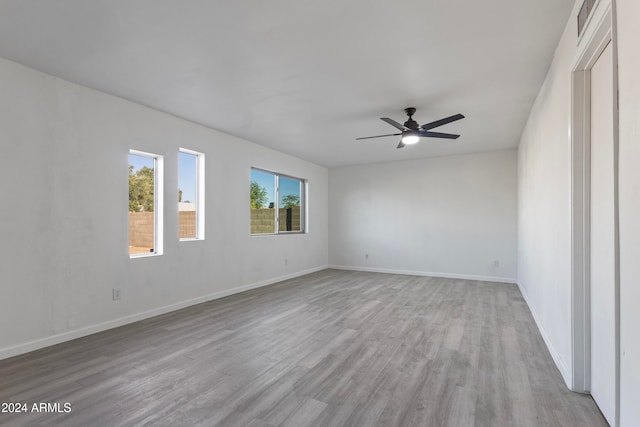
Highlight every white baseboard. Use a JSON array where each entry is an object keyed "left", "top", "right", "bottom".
[
  {"left": 0, "top": 265, "right": 328, "bottom": 361},
  {"left": 517, "top": 280, "right": 572, "bottom": 388},
  {"left": 328, "top": 264, "right": 516, "bottom": 284}
]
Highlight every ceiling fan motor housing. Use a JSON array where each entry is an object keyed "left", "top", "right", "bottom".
[
  {"left": 403, "top": 119, "right": 419, "bottom": 130},
  {"left": 403, "top": 107, "right": 419, "bottom": 130}
]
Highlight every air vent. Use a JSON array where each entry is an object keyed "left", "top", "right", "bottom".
[{"left": 577, "top": 0, "right": 597, "bottom": 36}]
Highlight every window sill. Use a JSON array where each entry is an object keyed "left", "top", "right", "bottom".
[
  {"left": 129, "top": 252, "right": 163, "bottom": 259},
  {"left": 250, "top": 231, "right": 306, "bottom": 236}
]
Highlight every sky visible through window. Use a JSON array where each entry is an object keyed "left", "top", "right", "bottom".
[
  {"left": 129, "top": 160, "right": 300, "bottom": 208},
  {"left": 129, "top": 154, "right": 154, "bottom": 172},
  {"left": 178, "top": 152, "right": 197, "bottom": 203},
  {"left": 129, "top": 153, "right": 197, "bottom": 203},
  {"left": 251, "top": 169, "right": 300, "bottom": 206}
]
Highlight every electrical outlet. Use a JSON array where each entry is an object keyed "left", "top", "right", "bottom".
[
  {"left": 494, "top": 260, "right": 500, "bottom": 267},
  {"left": 112, "top": 288, "right": 121, "bottom": 301},
  {"left": 365, "top": 253, "right": 369, "bottom": 260},
  {"left": 284, "top": 258, "right": 288, "bottom": 266}
]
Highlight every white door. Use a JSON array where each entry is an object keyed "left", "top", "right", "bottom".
[{"left": 590, "top": 41, "right": 616, "bottom": 426}]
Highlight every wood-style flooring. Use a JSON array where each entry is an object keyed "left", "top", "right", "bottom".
[{"left": 0, "top": 269, "right": 607, "bottom": 426}]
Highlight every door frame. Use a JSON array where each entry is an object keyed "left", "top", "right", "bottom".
[{"left": 570, "top": 0, "right": 619, "bottom": 421}]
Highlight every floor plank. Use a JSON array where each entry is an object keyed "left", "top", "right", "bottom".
[{"left": 0, "top": 269, "right": 607, "bottom": 426}]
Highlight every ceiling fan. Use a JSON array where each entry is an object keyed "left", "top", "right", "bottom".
[{"left": 356, "top": 108, "right": 465, "bottom": 149}]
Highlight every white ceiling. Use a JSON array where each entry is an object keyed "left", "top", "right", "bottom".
[{"left": 0, "top": 0, "right": 574, "bottom": 167}]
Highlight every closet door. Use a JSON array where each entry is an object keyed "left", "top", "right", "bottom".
[{"left": 589, "top": 41, "right": 615, "bottom": 426}]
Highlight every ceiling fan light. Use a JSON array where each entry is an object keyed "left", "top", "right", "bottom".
[{"left": 401, "top": 134, "right": 419, "bottom": 145}]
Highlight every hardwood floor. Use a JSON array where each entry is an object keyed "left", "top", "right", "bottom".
[{"left": 0, "top": 270, "right": 606, "bottom": 426}]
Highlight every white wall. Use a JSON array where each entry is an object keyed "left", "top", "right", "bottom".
[
  {"left": 0, "top": 57, "right": 329, "bottom": 359},
  {"left": 518, "top": 3, "right": 640, "bottom": 423},
  {"left": 328, "top": 150, "right": 517, "bottom": 282},
  {"left": 516, "top": 4, "right": 577, "bottom": 385},
  {"left": 616, "top": 0, "right": 640, "bottom": 423}
]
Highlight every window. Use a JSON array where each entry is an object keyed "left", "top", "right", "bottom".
[
  {"left": 129, "top": 150, "right": 163, "bottom": 257},
  {"left": 250, "top": 168, "right": 305, "bottom": 234},
  {"left": 178, "top": 149, "right": 205, "bottom": 240},
  {"left": 278, "top": 175, "right": 303, "bottom": 233}
]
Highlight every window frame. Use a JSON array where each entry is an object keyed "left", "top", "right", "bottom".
[
  {"left": 178, "top": 148, "right": 205, "bottom": 241},
  {"left": 250, "top": 167, "right": 306, "bottom": 235},
  {"left": 129, "top": 149, "right": 164, "bottom": 258}
]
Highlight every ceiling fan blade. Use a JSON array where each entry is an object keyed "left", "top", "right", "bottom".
[
  {"left": 397, "top": 140, "right": 406, "bottom": 149},
  {"left": 356, "top": 133, "right": 402, "bottom": 140},
  {"left": 381, "top": 117, "right": 408, "bottom": 131},
  {"left": 420, "top": 113, "right": 465, "bottom": 131},
  {"left": 419, "top": 131, "right": 460, "bottom": 139}
]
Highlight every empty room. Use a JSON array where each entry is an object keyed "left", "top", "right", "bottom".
[{"left": 0, "top": 0, "right": 638, "bottom": 426}]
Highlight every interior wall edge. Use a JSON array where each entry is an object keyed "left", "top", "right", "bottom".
[
  {"left": 517, "top": 280, "right": 573, "bottom": 389},
  {"left": 329, "top": 265, "right": 516, "bottom": 285},
  {"left": 0, "top": 265, "right": 329, "bottom": 362}
]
